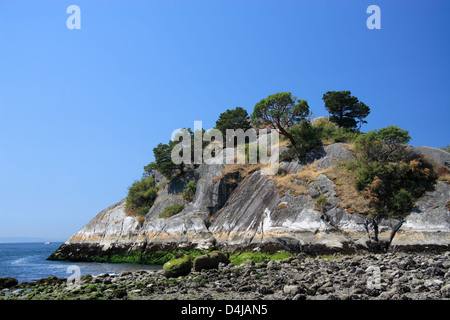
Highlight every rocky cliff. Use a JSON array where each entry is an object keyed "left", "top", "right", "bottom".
[{"left": 49, "top": 144, "right": 450, "bottom": 262}]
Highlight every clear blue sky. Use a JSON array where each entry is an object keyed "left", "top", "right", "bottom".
[{"left": 0, "top": 0, "right": 449, "bottom": 241}]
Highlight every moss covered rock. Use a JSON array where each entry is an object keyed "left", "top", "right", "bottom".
[
  {"left": 0, "top": 277, "right": 18, "bottom": 289},
  {"left": 193, "top": 252, "right": 230, "bottom": 271},
  {"left": 163, "top": 254, "right": 191, "bottom": 278}
]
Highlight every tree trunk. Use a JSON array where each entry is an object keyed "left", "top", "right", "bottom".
[{"left": 277, "top": 125, "right": 296, "bottom": 146}]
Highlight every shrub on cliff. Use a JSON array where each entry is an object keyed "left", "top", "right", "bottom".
[
  {"left": 440, "top": 144, "right": 450, "bottom": 153},
  {"left": 282, "top": 119, "right": 358, "bottom": 161},
  {"left": 159, "top": 203, "right": 186, "bottom": 218},
  {"left": 125, "top": 177, "right": 159, "bottom": 216},
  {"left": 343, "top": 126, "right": 436, "bottom": 217},
  {"left": 182, "top": 181, "right": 196, "bottom": 202},
  {"left": 355, "top": 125, "right": 411, "bottom": 163},
  {"left": 288, "top": 122, "right": 322, "bottom": 158},
  {"left": 313, "top": 118, "right": 359, "bottom": 144},
  {"left": 353, "top": 159, "right": 435, "bottom": 217},
  {"left": 314, "top": 194, "right": 330, "bottom": 213}
]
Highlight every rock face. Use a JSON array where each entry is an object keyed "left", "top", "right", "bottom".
[
  {"left": 409, "top": 146, "right": 450, "bottom": 168},
  {"left": 49, "top": 144, "right": 450, "bottom": 262}
]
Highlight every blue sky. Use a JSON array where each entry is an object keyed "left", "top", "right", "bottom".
[{"left": 0, "top": 0, "right": 449, "bottom": 241}]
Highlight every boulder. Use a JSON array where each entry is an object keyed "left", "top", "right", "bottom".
[
  {"left": 283, "top": 285, "right": 305, "bottom": 296},
  {"left": 163, "top": 254, "right": 191, "bottom": 278},
  {"left": 0, "top": 277, "right": 18, "bottom": 289},
  {"left": 193, "top": 252, "right": 230, "bottom": 271}
]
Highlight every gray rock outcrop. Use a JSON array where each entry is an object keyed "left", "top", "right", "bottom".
[
  {"left": 409, "top": 146, "right": 450, "bottom": 168},
  {"left": 49, "top": 144, "right": 450, "bottom": 262}
]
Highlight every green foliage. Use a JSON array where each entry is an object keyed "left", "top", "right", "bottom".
[
  {"left": 314, "top": 119, "right": 359, "bottom": 143},
  {"left": 348, "top": 158, "right": 435, "bottom": 217},
  {"left": 144, "top": 129, "right": 197, "bottom": 180},
  {"left": 159, "top": 203, "right": 186, "bottom": 219},
  {"left": 322, "top": 91, "right": 370, "bottom": 130},
  {"left": 355, "top": 125, "right": 411, "bottom": 162},
  {"left": 314, "top": 194, "right": 330, "bottom": 213},
  {"left": 251, "top": 92, "right": 310, "bottom": 146},
  {"left": 163, "top": 254, "right": 192, "bottom": 278},
  {"left": 215, "top": 107, "right": 251, "bottom": 135},
  {"left": 125, "top": 177, "right": 159, "bottom": 216},
  {"left": 288, "top": 122, "right": 322, "bottom": 157},
  {"left": 66, "top": 249, "right": 214, "bottom": 265},
  {"left": 440, "top": 144, "right": 450, "bottom": 153},
  {"left": 140, "top": 250, "right": 211, "bottom": 265},
  {"left": 229, "top": 252, "right": 292, "bottom": 265},
  {"left": 282, "top": 120, "right": 358, "bottom": 161},
  {"left": 145, "top": 142, "right": 184, "bottom": 180},
  {"left": 341, "top": 125, "right": 436, "bottom": 217},
  {"left": 182, "top": 181, "right": 197, "bottom": 202}
]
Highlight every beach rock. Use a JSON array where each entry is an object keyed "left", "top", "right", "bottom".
[
  {"left": 3, "top": 252, "right": 450, "bottom": 301},
  {"left": 0, "top": 277, "right": 18, "bottom": 289},
  {"left": 11, "top": 289, "right": 23, "bottom": 296},
  {"left": 163, "top": 254, "right": 191, "bottom": 278},
  {"left": 440, "top": 284, "right": 450, "bottom": 298},
  {"left": 283, "top": 285, "right": 304, "bottom": 296},
  {"left": 110, "top": 288, "right": 127, "bottom": 299},
  {"left": 193, "top": 252, "right": 230, "bottom": 272}
]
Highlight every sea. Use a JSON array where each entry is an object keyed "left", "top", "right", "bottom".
[{"left": 0, "top": 242, "right": 162, "bottom": 283}]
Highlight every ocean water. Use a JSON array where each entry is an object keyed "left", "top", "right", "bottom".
[{"left": 0, "top": 242, "right": 162, "bottom": 283}]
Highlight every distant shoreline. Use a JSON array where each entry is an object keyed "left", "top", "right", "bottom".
[{"left": 0, "top": 240, "right": 65, "bottom": 244}]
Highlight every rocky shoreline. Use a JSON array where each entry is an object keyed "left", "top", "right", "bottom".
[{"left": 2, "top": 252, "right": 450, "bottom": 300}]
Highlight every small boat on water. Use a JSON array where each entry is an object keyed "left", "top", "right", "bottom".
[{"left": 44, "top": 242, "right": 52, "bottom": 245}]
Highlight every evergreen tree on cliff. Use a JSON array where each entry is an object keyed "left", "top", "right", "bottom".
[
  {"left": 322, "top": 90, "right": 370, "bottom": 130},
  {"left": 215, "top": 107, "right": 251, "bottom": 135},
  {"left": 250, "top": 92, "right": 310, "bottom": 146}
]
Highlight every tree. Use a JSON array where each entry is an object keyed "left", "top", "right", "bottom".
[
  {"left": 354, "top": 102, "right": 371, "bottom": 131},
  {"left": 145, "top": 141, "right": 182, "bottom": 180},
  {"left": 215, "top": 107, "right": 251, "bottom": 135},
  {"left": 355, "top": 125, "right": 411, "bottom": 163},
  {"left": 182, "top": 181, "right": 197, "bottom": 202},
  {"left": 250, "top": 92, "right": 310, "bottom": 146},
  {"left": 125, "top": 177, "right": 159, "bottom": 216},
  {"left": 322, "top": 91, "right": 370, "bottom": 130},
  {"left": 144, "top": 129, "right": 196, "bottom": 180}
]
